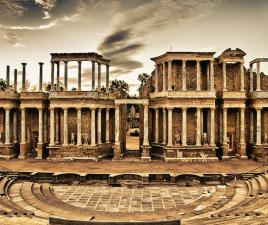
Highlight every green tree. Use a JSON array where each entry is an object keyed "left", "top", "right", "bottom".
[
  {"left": 109, "top": 79, "right": 129, "bottom": 93},
  {"left": 0, "top": 79, "right": 7, "bottom": 91},
  {"left": 138, "top": 73, "right": 150, "bottom": 86}
]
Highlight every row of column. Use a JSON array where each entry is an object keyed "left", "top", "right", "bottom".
[
  {"left": 5, "top": 63, "right": 26, "bottom": 92},
  {"left": 51, "top": 61, "right": 110, "bottom": 91},
  {"left": 2, "top": 108, "right": 18, "bottom": 144},
  {"left": 222, "top": 62, "right": 244, "bottom": 91},
  {"left": 49, "top": 107, "right": 110, "bottom": 146},
  {"left": 249, "top": 108, "right": 262, "bottom": 145},
  {"left": 153, "top": 107, "right": 215, "bottom": 146},
  {"left": 155, "top": 60, "right": 214, "bottom": 92}
]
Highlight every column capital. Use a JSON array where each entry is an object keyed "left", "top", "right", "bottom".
[
  {"left": 64, "top": 61, "right": 68, "bottom": 64},
  {"left": 77, "top": 60, "right": 82, "bottom": 64},
  {"left": 21, "top": 62, "right": 27, "bottom": 66},
  {"left": 62, "top": 107, "right": 68, "bottom": 110},
  {"left": 4, "top": 107, "right": 12, "bottom": 110},
  {"left": 38, "top": 62, "right": 44, "bottom": 66}
]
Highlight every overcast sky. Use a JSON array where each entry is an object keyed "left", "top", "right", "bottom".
[{"left": 0, "top": 0, "right": 267, "bottom": 94}]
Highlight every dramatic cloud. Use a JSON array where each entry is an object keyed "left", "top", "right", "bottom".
[{"left": 2, "top": 32, "right": 26, "bottom": 47}]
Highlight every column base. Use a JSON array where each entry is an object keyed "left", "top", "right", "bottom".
[
  {"left": 142, "top": 145, "right": 151, "bottom": 160},
  {"left": 113, "top": 143, "right": 121, "bottom": 160},
  {"left": 222, "top": 155, "right": 230, "bottom": 160},
  {"left": 36, "top": 143, "right": 44, "bottom": 159},
  {"left": 238, "top": 143, "right": 247, "bottom": 158},
  {"left": 240, "top": 155, "right": 248, "bottom": 159},
  {"left": 19, "top": 143, "right": 27, "bottom": 159}
]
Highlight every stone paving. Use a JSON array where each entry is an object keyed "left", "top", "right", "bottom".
[{"left": 53, "top": 184, "right": 216, "bottom": 213}]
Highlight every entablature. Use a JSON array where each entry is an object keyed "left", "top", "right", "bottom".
[
  {"left": 49, "top": 91, "right": 117, "bottom": 100},
  {"left": 149, "top": 91, "right": 216, "bottom": 99}
]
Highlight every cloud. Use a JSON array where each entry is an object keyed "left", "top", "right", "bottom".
[{"left": 2, "top": 32, "right": 26, "bottom": 47}]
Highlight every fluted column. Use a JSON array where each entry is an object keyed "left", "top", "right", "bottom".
[
  {"left": 155, "top": 63, "right": 158, "bottom": 92},
  {"left": 143, "top": 104, "right": 149, "bottom": 146},
  {"left": 38, "top": 108, "right": 43, "bottom": 144},
  {"left": 21, "top": 108, "right": 26, "bottom": 144},
  {"left": 4, "top": 108, "right": 11, "bottom": 144},
  {"left": 55, "top": 109, "right": 59, "bottom": 144},
  {"left": 77, "top": 108, "right": 82, "bottom": 145},
  {"left": 63, "top": 108, "right": 68, "bottom": 146},
  {"left": 182, "top": 60, "right": 187, "bottom": 91},
  {"left": 51, "top": 61, "right": 54, "bottom": 90},
  {"left": 97, "top": 108, "right": 102, "bottom": 144},
  {"left": 196, "top": 61, "right": 201, "bottom": 91},
  {"left": 21, "top": 63, "right": 26, "bottom": 91},
  {"left": 115, "top": 105, "right": 120, "bottom": 145},
  {"left": 210, "top": 107, "right": 215, "bottom": 146},
  {"left": 13, "top": 111, "right": 17, "bottom": 144},
  {"left": 14, "top": 69, "right": 17, "bottom": 92},
  {"left": 210, "top": 61, "right": 214, "bottom": 91},
  {"left": 168, "top": 61, "right": 172, "bottom": 91},
  {"left": 167, "top": 108, "right": 173, "bottom": 146},
  {"left": 222, "top": 62, "right": 227, "bottom": 91},
  {"left": 78, "top": 61, "right": 82, "bottom": 91},
  {"left": 256, "top": 107, "right": 262, "bottom": 145},
  {"left": 56, "top": 61, "right": 60, "bottom": 90},
  {"left": 155, "top": 108, "right": 159, "bottom": 143},
  {"left": 162, "top": 63, "right": 166, "bottom": 91},
  {"left": 182, "top": 107, "right": 187, "bottom": 146},
  {"left": 196, "top": 108, "right": 201, "bottom": 146},
  {"left": 256, "top": 62, "right": 261, "bottom": 91},
  {"left": 64, "top": 61, "right": 68, "bottom": 91},
  {"left": 49, "top": 108, "right": 55, "bottom": 146},
  {"left": 6, "top": 66, "right": 10, "bottom": 89},
  {"left": 44, "top": 110, "right": 48, "bottom": 143},
  {"left": 105, "top": 108, "right": 110, "bottom": 143},
  {"left": 240, "top": 107, "right": 245, "bottom": 144},
  {"left": 90, "top": 108, "right": 96, "bottom": 146},
  {"left": 106, "top": 65, "right": 109, "bottom": 91},
  {"left": 162, "top": 108, "right": 167, "bottom": 144},
  {"left": 91, "top": 61, "right": 95, "bottom": 90},
  {"left": 250, "top": 110, "right": 254, "bottom": 143},
  {"left": 240, "top": 62, "right": 245, "bottom": 91},
  {"left": 223, "top": 108, "right": 227, "bottom": 145},
  {"left": 97, "top": 62, "right": 101, "bottom": 91}
]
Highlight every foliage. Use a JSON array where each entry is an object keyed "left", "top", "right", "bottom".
[
  {"left": 109, "top": 79, "right": 129, "bottom": 93},
  {"left": 43, "top": 81, "right": 64, "bottom": 91},
  {"left": 0, "top": 79, "right": 7, "bottom": 91},
  {"left": 138, "top": 73, "right": 150, "bottom": 86}
]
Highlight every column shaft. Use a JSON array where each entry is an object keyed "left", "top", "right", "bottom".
[
  {"left": 240, "top": 108, "right": 245, "bottom": 144},
  {"left": 39, "top": 62, "right": 43, "bottom": 91},
  {"left": 44, "top": 110, "right": 48, "bottom": 143},
  {"left": 250, "top": 65, "right": 253, "bottom": 92},
  {"left": 196, "top": 61, "right": 201, "bottom": 91},
  {"left": 63, "top": 108, "right": 68, "bottom": 145},
  {"left": 223, "top": 62, "right": 227, "bottom": 91},
  {"left": 90, "top": 108, "right": 96, "bottom": 146},
  {"left": 250, "top": 110, "right": 254, "bottom": 143},
  {"left": 155, "top": 108, "right": 159, "bottom": 143},
  {"left": 162, "top": 108, "right": 167, "bottom": 144},
  {"left": 256, "top": 108, "right": 262, "bottom": 145},
  {"left": 6, "top": 66, "right": 10, "bottom": 89},
  {"left": 196, "top": 108, "right": 201, "bottom": 146},
  {"left": 143, "top": 105, "right": 149, "bottom": 146},
  {"left": 115, "top": 106, "right": 120, "bottom": 145},
  {"left": 77, "top": 108, "right": 82, "bottom": 145},
  {"left": 92, "top": 61, "right": 95, "bottom": 90},
  {"left": 21, "top": 108, "right": 26, "bottom": 144},
  {"left": 105, "top": 108, "right": 110, "bottom": 143},
  {"left": 167, "top": 108, "right": 173, "bottom": 146},
  {"left": 210, "top": 108, "right": 215, "bottom": 146},
  {"left": 4, "top": 108, "right": 10, "bottom": 144},
  {"left": 256, "top": 62, "right": 261, "bottom": 91},
  {"left": 64, "top": 61, "right": 68, "bottom": 91},
  {"left": 55, "top": 109, "right": 59, "bottom": 144},
  {"left": 38, "top": 108, "right": 43, "bottom": 143},
  {"left": 49, "top": 108, "right": 55, "bottom": 145},
  {"left": 162, "top": 63, "right": 166, "bottom": 91},
  {"left": 98, "top": 63, "right": 101, "bottom": 91},
  {"left": 13, "top": 111, "right": 17, "bottom": 143},
  {"left": 14, "top": 69, "right": 17, "bottom": 92},
  {"left": 78, "top": 61, "right": 82, "bottom": 91},
  {"left": 51, "top": 61, "right": 54, "bottom": 90},
  {"left": 22, "top": 63, "right": 26, "bottom": 91},
  {"left": 210, "top": 61, "right": 214, "bottom": 90},
  {"left": 182, "top": 108, "right": 187, "bottom": 146},
  {"left": 155, "top": 64, "right": 158, "bottom": 92},
  {"left": 240, "top": 62, "right": 244, "bottom": 91},
  {"left": 56, "top": 61, "right": 60, "bottom": 90},
  {"left": 223, "top": 108, "right": 227, "bottom": 144},
  {"left": 168, "top": 61, "right": 172, "bottom": 91},
  {"left": 106, "top": 65, "right": 109, "bottom": 91},
  {"left": 182, "top": 60, "right": 187, "bottom": 90}
]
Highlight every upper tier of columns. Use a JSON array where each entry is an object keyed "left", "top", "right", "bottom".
[
  {"left": 50, "top": 61, "right": 110, "bottom": 91},
  {"left": 154, "top": 60, "right": 214, "bottom": 92}
]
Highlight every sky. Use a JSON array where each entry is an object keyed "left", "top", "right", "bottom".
[{"left": 0, "top": 0, "right": 268, "bottom": 94}]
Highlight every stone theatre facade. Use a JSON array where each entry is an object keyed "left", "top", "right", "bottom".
[{"left": 0, "top": 49, "right": 267, "bottom": 162}]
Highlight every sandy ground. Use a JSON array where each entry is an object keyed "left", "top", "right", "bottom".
[{"left": 0, "top": 217, "right": 48, "bottom": 225}]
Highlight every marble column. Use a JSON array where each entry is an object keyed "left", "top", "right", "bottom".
[
  {"left": 6, "top": 66, "right": 10, "bottom": 89},
  {"left": 78, "top": 61, "right": 82, "bottom": 91},
  {"left": 44, "top": 110, "right": 48, "bottom": 143},
  {"left": 77, "top": 108, "right": 82, "bottom": 145},
  {"left": 222, "top": 62, "right": 227, "bottom": 91},
  {"left": 210, "top": 61, "right": 214, "bottom": 91},
  {"left": 250, "top": 64, "right": 253, "bottom": 92},
  {"left": 162, "top": 63, "right": 166, "bottom": 92},
  {"left": 21, "top": 63, "right": 26, "bottom": 91},
  {"left": 97, "top": 108, "right": 102, "bottom": 144},
  {"left": 63, "top": 108, "right": 68, "bottom": 146},
  {"left": 55, "top": 109, "right": 59, "bottom": 144},
  {"left": 240, "top": 62, "right": 245, "bottom": 91},
  {"left": 182, "top": 107, "right": 187, "bottom": 146},
  {"left": 115, "top": 105, "right": 120, "bottom": 145},
  {"left": 39, "top": 62, "right": 43, "bottom": 91},
  {"left": 256, "top": 62, "right": 261, "bottom": 91},
  {"left": 51, "top": 61, "right": 54, "bottom": 90},
  {"left": 162, "top": 108, "right": 167, "bottom": 144},
  {"left": 155, "top": 63, "right": 158, "bottom": 92},
  {"left": 196, "top": 61, "right": 201, "bottom": 91},
  {"left": 256, "top": 108, "right": 262, "bottom": 145},
  {"left": 14, "top": 69, "right": 17, "bottom": 92},
  {"left": 250, "top": 110, "right": 254, "bottom": 143},
  {"left": 92, "top": 61, "right": 95, "bottom": 90},
  {"left": 106, "top": 65, "right": 109, "bottom": 91},
  {"left": 240, "top": 107, "right": 245, "bottom": 144},
  {"left": 21, "top": 108, "right": 26, "bottom": 144},
  {"left": 38, "top": 108, "right": 43, "bottom": 144},
  {"left": 105, "top": 108, "right": 110, "bottom": 143},
  {"left": 49, "top": 108, "right": 55, "bottom": 146},
  {"left": 4, "top": 108, "right": 11, "bottom": 144},
  {"left": 143, "top": 104, "right": 149, "bottom": 146},
  {"left": 64, "top": 61, "right": 68, "bottom": 91},
  {"left": 168, "top": 61, "right": 172, "bottom": 91},
  {"left": 13, "top": 111, "right": 17, "bottom": 144},
  {"left": 155, "top": 108, "right": 159, "bottom": 143},
  {"left": 90, "top": 108, "right": 96, "bottom": 146},
  {"left": 182, "top": 60, "right": 187, "bottom": 91},
  {"left": 223, "top": 108, "right": 227, "bottom": 145},
  {"left": 196, "top": 108, "right": 201, "bottom": 146},
  {"left": 167, "top": 108, "right": 173, "bottom": 146},
  {"left": 98, "top": 62, "right": 101, "bottom": 91},
  {"left": 210, "top": 107, "right": 215, "bottom": 146},
  {"left": 56, "top": 61, "right": 60, "bottom": 90}
]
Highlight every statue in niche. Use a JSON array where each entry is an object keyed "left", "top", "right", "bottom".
[
  {"left": 129, "top": 105, "right": 136, "bottom": 120},
  {"left": 203, "top": 133, "right": 208, "bottom": 146},
  {"left": 174, "top": 130, "right": 181, "bottom": 145},
  {"left": 264, "top": 133, "right": 268, "bottom": 144},
  {"left": 83, "top": 133, "right": 90, "bottom": 146},
  {"left": 71, "top": 132, "right": 76, "bottom": 145}
]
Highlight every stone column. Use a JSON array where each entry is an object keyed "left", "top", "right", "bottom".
[
  {"left": 182, "top": 60, "right": 187, "bottom": 91},
  {"left": 155, "top": 108, "right": 159, "bottom": 143},
  {"left": 77, "top": 108, "right": 82, "bottom": 145},
  {"left": 250, "top": 64, "right": 253, "bottom": 92},
  {"left": 143, "top": 104, "right": 149, "bottom": 146},
  {"left": 155, "top": 63, "right": 158, "bottom": 92},
  {"left": 55, "top": 109, "right": 59, "bottom": 144},
  {"left": 14, "top": 69, "right": 17, "bottom": 92},
  {"left": 106, "top": 65, "right": 109, "bottom": 91},
  {"left": 162, "top": 63, "right": 166, "bottom": 92},
  {"left": 222, "top": 62, "right": 227, "bottom": 91},
  {"left": 168, "top": 61, "right": 172, "bottom": 91},
  {"left": 210, "top": 107, "right": 215, "bottom": 146},
  {"left": 105, "top": 108, "right": 110, "bottom": 143},
  {"left": 21, "top": 63, "right": 26, "bottom": 91},
  {"left": 196, "top": 61, "right": 201, "bottom": 91},
  {"left": 250, "top": 110, "right": 254, "bottom": 143},
  {"left": 38, "top": 62, "right": 43, "bottom": 91},
  {"left": 63, "top": 108, "right": 68, "bottom": 146},
  {"left": 256, "top": 62, "right": 261, "bottom": 91},
  {"left": 64, "top": 61, "right": 68, "bottom": 91},
  {"left": 6, "top": 66, "right": 10, "bottom": 89},
  {"left": 55, "top": 61, "right": 60, "bottom": 90},
  {"left": 97, "top": 62, "right": 101, "bottom": 91},
  {"left": 90, "top": 108, "right": 96, "bottom": 146},
  {"left": 222, "top": 108, "right": 228, "bottom": 158},
  {"left": 196, "top": 108, "right": 201, "bottom": 146},
  {"left": 78, "top": 61, "right": 82, "bottom": 91},
  {"left": 115, "top": 105, "right": 120, "bottom": 145},
  {"left": 240, "top": 62, "right": 245, "bottom": 91},
  {"left": 21, "top": 108, "right": 26, "bottom": 144},
  {"left": 210, "top": 61, "right": 214, "bottom": 91},
  {"left": 38, "top": 108, "right": 43, "bottom": 144},
  {"left": 256, "top": 107, "right": 262, "bottom": 145},
  {"left": 51, "top": 61, "right": 54, "bottom": 90},
  {"left": 182, "top": 107, "right": 187, "bottom": 146},
  {"left": 4, "top": 108, "right": 11, "bottom": 144},
  {"left": 240, "top": 108, "right": 245, "bottom": 144},
  {"left": 162, "top": 108, "right": 167, "bottom": 144},
  {"left": 49, "top": 108, "right": 55, "bottom": 146},
  {"left": 91, "top": 61, "right": 95, "bottom": 90},
  {"left": 167, "top": 108, "right": 173, "bottom": 146},
  {"left": 13, "top": 111, "right": 17, "bottom": 144},
  {"left": 44, "top": 110, "right": 48, "bottom": 143},
  {"left": 97, "top": 108, "right": 102, "bottom": 144}
]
